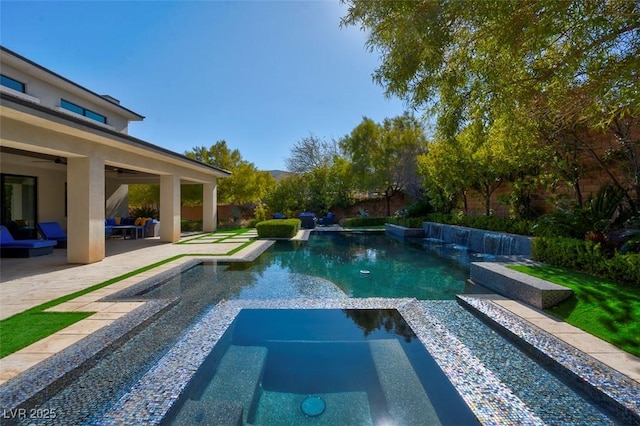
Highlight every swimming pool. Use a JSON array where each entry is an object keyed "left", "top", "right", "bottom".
[
  {"left": 217, "top": 232, "right": 487, "bottom": 299},
  {"left": 162, "top": 309, "right": 478, "bottom": 425},
  {"left": 1, "top": 233, "right": 636, "bottom": 425}
]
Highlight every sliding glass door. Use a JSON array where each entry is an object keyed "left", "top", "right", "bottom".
[{"left": 1, "top": 174, "right": 37, "bottom": 239}]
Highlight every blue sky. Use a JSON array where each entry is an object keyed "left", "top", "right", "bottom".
[{"left": 0, "top": 1, "right": 408, "bottom": 171}]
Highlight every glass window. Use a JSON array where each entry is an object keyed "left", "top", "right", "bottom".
[
  {"left": 61, "top": 99, "right": 84, "bottom": 115},
  {"left": 1, "top": 74, "right": 26, "bottom": 93},
  {"left": 85, "top": 109, "right": 107, "bottom": 124},
  {"left": 61, "top": 99, "right": 107, "bottom": 124}
]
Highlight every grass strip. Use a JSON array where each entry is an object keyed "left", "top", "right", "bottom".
[
  {"left": 508, "top": 264, "right": 640, "bottom": 357},
  {"left": 176, "top": 228, "right": 254, "bottom": 244},
  {"left": 0, "top": 312, "right": 94, "bottom": 358},
  {"left": 0, "top": 256, "right": 184, "bottom": 358},
  {"left": 0, "top": 237, "right": 259, "bottom": 358}
]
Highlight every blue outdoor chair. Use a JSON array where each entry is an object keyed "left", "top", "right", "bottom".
[
  {"left": 36, "top": 222, "right": 68, "bottom": 248},
  {"left": 318, "top": 212, "right": 335, "bottom": 226},
  {"left": 0, "top": 225, "right": 57, "bottom": 257}
]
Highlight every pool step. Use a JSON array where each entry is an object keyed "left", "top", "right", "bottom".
[
  {"left": 200, "top": 345, "right": 268, "bottom": 424},
  {"left": 369, "top": 339, "right": 441, "bottom": 425},
  {"left": 253, "top": 390, "right": 373, "bottom": 425},
  {"left": 171, "top": 399, "right": 243, "bottom": 425}
]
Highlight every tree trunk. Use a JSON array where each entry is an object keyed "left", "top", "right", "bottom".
[
  {"left": 484, "top": 183, "right": 491, "bottom": 216},
  {"left": 573, "top": 178, "right": 583, "bottom": 209}
]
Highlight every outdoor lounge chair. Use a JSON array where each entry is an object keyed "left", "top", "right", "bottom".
[
  {"left": 0, "top": 225, "right": 57, "bottom": 257},
  {"left": 36, "top": 221, "right": 68, "bottom": 248},
  {"left": 318, "top": 212, "right": 335, "bottom": 226}
]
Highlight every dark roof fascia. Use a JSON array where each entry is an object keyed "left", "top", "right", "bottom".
[
  {"left": 0, "top": 45, "right": 145, "bottom": 121},
  {"left": 0, "top": 92, "right": 232, "bottom": 177}
]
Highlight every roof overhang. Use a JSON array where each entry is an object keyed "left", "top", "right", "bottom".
[{"left": 1, "top": 92, "right": 231, "bottom": 183}]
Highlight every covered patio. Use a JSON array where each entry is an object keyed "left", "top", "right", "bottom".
[{"left": 1, "top": 46, "right": 230, "bottom": 264}]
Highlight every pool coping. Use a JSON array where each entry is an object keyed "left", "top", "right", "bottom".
[
  {"left": 458, "top": 294, "right": 640, "bottom": 424},
  {"left": 97, "top": 297, "right": 640, "bottom": 425},
  {"left": 100, "top": 298, "right": 543, "bottom": 425},
  {"left": 1, "top": 286, "right": 638, "bottom": 424}
]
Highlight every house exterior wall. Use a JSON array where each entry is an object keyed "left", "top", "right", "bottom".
[
  {"left": 1, "top": 63, "right": 132, "bottom": 133},
  {"left": 1, "top": 151, "right": 67, "bottom": 228},
  {"left": 1, "top": 46, "right": 229, "bottom": 263}
]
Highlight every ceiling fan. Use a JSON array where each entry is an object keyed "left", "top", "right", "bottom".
[
  {"left": 31, "top": 156, "right": 66, "bottom": 164},
  {"left": 106, "top": 166, "right": 138, "bottom": 175}
]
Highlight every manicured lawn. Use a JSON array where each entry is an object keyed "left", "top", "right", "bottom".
[
  {"left": 0, "top": 311, "right": 93, "bottom": 358},
  {"left": 508, "top": 265, "right": 640, "bottom": 357}
]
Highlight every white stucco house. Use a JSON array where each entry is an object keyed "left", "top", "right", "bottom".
[{"left": 0, "top": 46, "right": 230, "bottom": 264}]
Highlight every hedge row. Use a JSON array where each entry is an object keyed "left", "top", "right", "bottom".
[
  {"left": 344, "top": 217, "right": 389, "bottom": 227},
  {"left": 533, "top": 237, "right": 640, "bottom": 287},
  {"left": 386, "top": 216, "right": 430, "bottom": 229},
  {"left": 426, "top": 213, "right": 535, "bottom": 236},
  {"left": 256, "top": 219, "right": 301, "bottom": 238}
]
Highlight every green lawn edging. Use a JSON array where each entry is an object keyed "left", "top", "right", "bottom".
[
  {"left": 507, "top": 264, "right": 640, "bottom": 357},
  {"left": 0, "top": 231, "right": 259, "bottom": 358}
]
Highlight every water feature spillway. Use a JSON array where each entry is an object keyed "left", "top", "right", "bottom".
[{"left": 422, "top": 222, "right": 532, "bottom": 257}]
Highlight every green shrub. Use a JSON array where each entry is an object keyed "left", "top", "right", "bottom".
[
  {"left": 253, "top": 203, "right": 267, "bottom": 223},
  {"left": 532, "top": 237, "right": 639, "bottom": 286},
  {"left": 605, "top": 253, "right": 640, "bottom": 286},
  {"left": 403, "top": 198, "right": 433, "bottom": 218},
  {"left": 256, "top": 219, "right": 301, "bottom": 238},
  {"left": 180, "top": 219, "right": 202, "bottom": 232},
  {"left": 130, "top": 206, "right": 159, "bottom": 219},
  {"left": 344, "top": 216, "right": 389, "bottom": 227},
  {"left": 387, "top": 216, "right": 428, "bottom": 228}
]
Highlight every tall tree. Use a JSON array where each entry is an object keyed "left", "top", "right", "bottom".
[
  {"left": 340, "top": 113, "right": 428, "bottom": 215},
  {"left": 185, "top": 141, "right": 275, "bottom": 204},
  {"left": 342, "top": 0, "right": 640, "bottom": 205},
  {"left": 285, "top": 134, "right": 338, "bottom": 174},
  {"left": 341, "top": 0, "right": 639, "bottom": 131}
]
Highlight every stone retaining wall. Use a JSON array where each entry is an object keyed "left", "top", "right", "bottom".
[
  {"left": 470, "top": 262, "right": 573, "bottom": 309},
  {"left": 423, "top": 222, "right": 533, "bottom": 257}
]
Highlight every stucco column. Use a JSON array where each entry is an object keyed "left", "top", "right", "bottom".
[
  {"left": 202, "top": 180, "right": 217, "bottom": 233},
  {"left": 67, "top": 156, "right": 105, "bottom": 263},
  {"left": 160, "top": 174, "right": 181, "bottom": 242}
]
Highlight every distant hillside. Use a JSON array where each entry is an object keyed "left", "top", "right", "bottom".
[{"left": 267, "top": 170, "right": 293, "bottom": 181}]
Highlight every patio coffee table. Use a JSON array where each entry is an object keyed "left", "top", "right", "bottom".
[{"left": 111, "top": 225, "right": 143, "bottom": 240}]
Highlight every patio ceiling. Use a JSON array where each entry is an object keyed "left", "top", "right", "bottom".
[{"left": 1, "top": 147, "right": 158, "bottom": 182}]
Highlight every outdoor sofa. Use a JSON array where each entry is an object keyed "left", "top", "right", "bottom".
[
  {"left": 36, "top": 222, "right": 68, "bottom": 248},
  {"left": 105, "top": 217, "right": 159, "bottom": 238},
  {"left": 0, "top": 225, "right": 57, "bottom": 257}
]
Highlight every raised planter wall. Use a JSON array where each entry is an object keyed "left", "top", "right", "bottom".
[
  {"left": 385, "top": 223, "right": 425, "bottom": 239},
  {"left": 423, "top": 222, "right": 533, "bottom": 257},
  {"left": 470, "top": 263, "right": 573, "bottom": 309}
]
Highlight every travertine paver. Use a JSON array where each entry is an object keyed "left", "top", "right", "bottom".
[
  {"left": 0, "top": 353, "right": 50, "bottom": 381},
  {"left": 0, "top": 235, "right": 270, "bottom": 319},
  {"left": 0, "top": 232, "right": 273, "bottom": 384}
]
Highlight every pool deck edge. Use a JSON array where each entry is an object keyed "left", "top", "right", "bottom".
[{"left": 458, "top": 294, "right": 640, "bottom": 424}]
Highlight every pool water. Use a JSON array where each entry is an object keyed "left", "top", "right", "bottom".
[
  {"left": 4, "top": 233, "right": 623, "bottom": 425},
  {"left": 227, "top": 232, "right": 487, "bottom": 299},
  {"left": 163, "top": 309, "right": 479, "bottom": 425}
]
